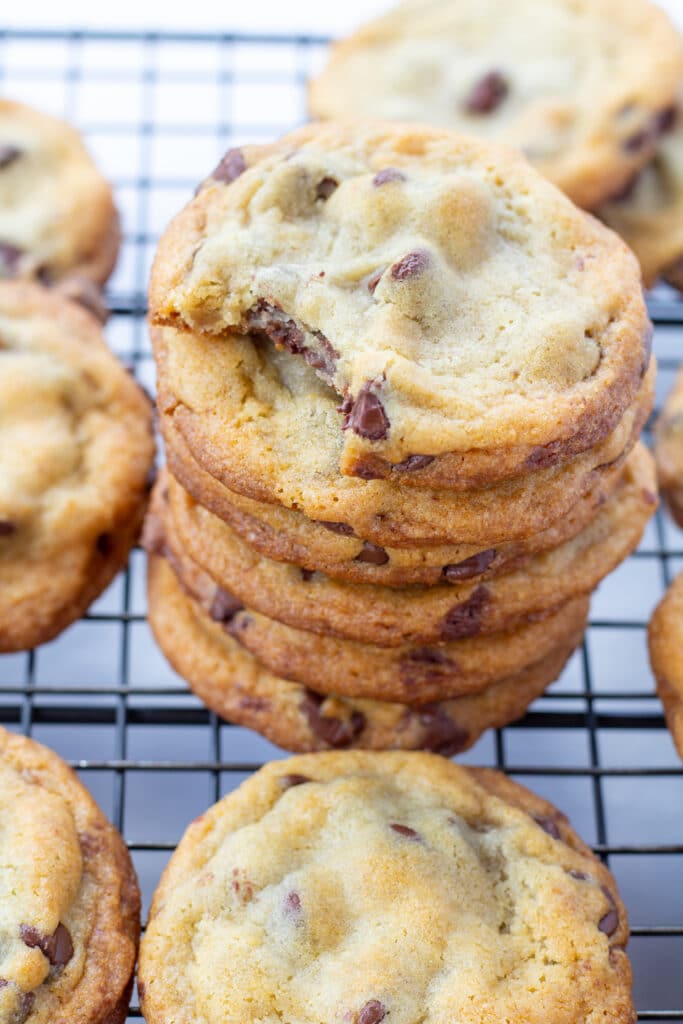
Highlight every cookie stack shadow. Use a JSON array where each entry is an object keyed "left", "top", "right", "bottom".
[{"left": 144, "top": 346, "right": 658, "bottom": 757}]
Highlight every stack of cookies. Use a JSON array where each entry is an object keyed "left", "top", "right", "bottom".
[{"left": 145, "top": 121, "right": 656, "bottom": 755}]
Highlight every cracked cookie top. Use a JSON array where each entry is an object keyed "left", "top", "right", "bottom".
[
  {"left": 150, "top": 122, "right": 650, "bottom": 480},
  {"left": 0, "top": 99, "right": 119, "bottom": 284},
  {"left": 308, "top": 0, "right": 683, "bottom": 210},
  {"left": 140, "top": 751, "right": 633, "bottom": 1024},
  {"left": 0, "top": 727, "right": 139, "bottom": 1024}
]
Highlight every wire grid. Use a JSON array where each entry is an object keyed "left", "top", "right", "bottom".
[{"left": 0, "top": 27, "right": 681, "bottom": 1022}]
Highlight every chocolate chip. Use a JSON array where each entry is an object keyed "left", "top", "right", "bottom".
[
  {"left": 599, "top": 887, "right": 619, "bottom": 936},
  {"left": 0, "top": 145, "right": 21, "bottom": 170},
  {"left": 280, "top": 773, "right": 313, "bottom": 789},
  {"left": 57, "top": 275, "right": 109, "bottom": 323},
  {"left": 395, "top": 454, "right": 435, "bottom": 472},
  {"left": 341, "top": 380, "right": 390, "bottom": 441},
  {"left": 249, "top": 300, "right": 305, "bottom": 353},
  {"left": 211, "top": 147, "right": 246, "bottom": 184},
  {"left": 464, "top": 71, "right": 509, "bottom": 114},
  {"left": 568, "top": 870, "right": 590, "bottom": 881},
  {"left": 415, "top": 704, "right": 469, "bottom": 755},
  {"left": 656, "top": 105, "right": 678, "bottom": 135},
  {"left": 352, "top": 462, "right": 385, "bottom": 480},
  {"left": 354, "top": 541, "right": 389, "bottom": 566},
  {"left": 0, "top": 242, "right": 22, "bottom": 277},
  {"left": 441, "top": 584, "right": 489, "bottom": 640},
  {"left": 524, "top": 440, "right": 565, "bottom": 470},
  {"left": 367, "top": 269, "right": 384, "bottom": 294},
  {"left": 390, "top": 248, "right": 431, "bottom": 281},
  {"left": 315, "top": 176, "right": 338, "bottom": 200},
  {"left": 389, "top": 823, "right": 420, "bottom": 839},
  {"left": 300, "top": 690, "right": 365, "bottom": 748},
  {"left": 20, "top": 923, "right": 74, "bottom": 968},
  {"left": 318, "top": 520, "right": 355, "bottom": 536},
  {"left": 372, "top": 167, "right": 406, "bottom": 187},
  {"left": 357, "top": 1000, "right": 387, "bottom": 1024},
  {"left": 533, "top": 814, "right": 562, "bottom": 840},
  {"left": 443, "top": 549, "right": 496, "bottom": 582},
  {"left": 400, "top": 649, "right": 460, "bottom": 689},
  {"left": 284, "top": 890, "right": 302, "bottom": 916},
  {"left": 0, "top": 520, "right": 16, "bottom": 536},
  {"left": 15, "top": 991, "right": 35, "bottom": 1024},
  {"left": 209, "top": 587, "right": 244, "bottom": 625},
  {"left": 239, "top": 696, "right": 270, "bottom": 712},
  {"left": 95, "top": 532, "right": 114, "bottom": 556},
  {"left": 301, "top": 568, "right": 315, "bottom": 581},
  {"left": 305, "top": 331, "right": 339, "bottom": 379}
]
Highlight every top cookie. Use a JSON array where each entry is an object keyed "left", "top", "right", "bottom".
[
  {"left": 0, "top": 726, "right": 140, "bottom": 1024},
  {"left": 308, "top": 0, "right": 683, "bottom": 210},
  {"left": 139, "top": 751, "right": 633, "bottom": 1024},
  {"left": 150, "top": 122, "right": 650, "bottom": 485},
  {"left": 0, "top": 99, "right": 119, "bottom": 284}
]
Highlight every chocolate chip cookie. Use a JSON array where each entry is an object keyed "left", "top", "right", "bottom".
[
  {"left": 0, "top": 726, "right": 140, "bottom": 1023},
  {"left": 649, "top": 572, "right": 683, "bottom": 760},
  {"left": 156, "top": 323, "right": 653, "bottom": 549},
  {"left": 0, "top": 99, "right": 119, "bottom": 285},
  {"left": 308, "top": 0, "right": 683, "bottom": 211},
  {"left": 0, "top": 282, "right": 155, "bottom": 652},
  {"left": 139, "top": 750, "right": 633, "bottom": 1024},
  {"left": 599, "top": 102, "right": 683, "bottom": 290},
  {"left": 158, "top": 444, "right": 654, "bottom": 651},
  {"left": 150, "top": 121, "right": 651, "bottom": 485},
  {"left": 655, "top": 367, "right": 683, "bottom": 528}
]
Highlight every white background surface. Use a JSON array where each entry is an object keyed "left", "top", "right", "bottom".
[{"left": 2, "top": 0, "right": 682, "bottom": 34}]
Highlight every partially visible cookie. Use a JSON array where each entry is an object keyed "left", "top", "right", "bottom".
[
  {"left": 156, "top": 324, "right": 653, "bottom": 548},
  {"left": 0, "top": 99, "right": 119, "bottom": 285},
  {"left": 0, "top": 726, "right": 140, "bottom": 1023},
  {"left": 139, "top": 749, "right": 633, "bottom": 1024},
  {"left": 599, "top": 104, "right": 683, "bottom": 290},
  {"left": 649, "top": 572, "right": 683, "bottom": 759},
  {"left": 308, "top": 0, "right": 682, "bottom": 210},
  {"left": 0, "top": 282, "right": 155, "bottom": 652},
  {"left": 655, "top": 367, "right": 683, "bottom": 527},
  {"left": 158, "top": 444, "right": 654, "bottom": 650},
  {"left": 151, "top": 121, "right": 651, "bottom": 484}
]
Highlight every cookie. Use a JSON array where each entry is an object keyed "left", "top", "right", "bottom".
[
  {"left": 308, "top": 0, "right": 683, "bottom": 211},
  {"left": 159, "top": 443, "right": 654, "bottom": 649},
  {"left": 0, "top": 99, "right": 119, "bottom": 285},
  {"left": 654, "top": 367, "right": 683, "bottom": 528},
  {"left": 156, "top": 323, "right": 654, "bottom": 548},
  {"left": 148, "top": 538, "right": 589, "bottom": 703},
  {"left": 150, "top": 122, "right": 651, "bottom": 485},
  {"left": 147, "top": 552, "right": 582, "bottom": 752},
  {"left": 139, "top": 750, "right": 633, "bottom": 1024},
  {"left": 599, "top": 104, "right": 683, "bottom": 290},
  {"left": 0, "top": 726, "right": 140, "bottom": 1023},
  {"left": 649, "top": 572, "right": 683, "bottom": 760},
  {"left": 0, "top": 282, "right": 155, "bottom": 652}
]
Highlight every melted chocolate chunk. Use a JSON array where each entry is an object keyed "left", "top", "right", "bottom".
[
  {"left": 280, "top": 773, "right": 313, "bottom": 789},
  {"left": 599, "top": 887, "right": 619, "bottom": 936},
  {"left": 0, "top": 242, "right": 23, "bottom": 277},
  {"left": 250, "top": 300, "right": 305, "bottom": 353},
  {"left": 390, "top": 248, "right": 431, "bottom": 281},
  {"left": 367, "top": 269, "right": 384, "bottom": 294},
  {"left": 441, "top": 584, "right": 489, "bottom": 640},
  {"left": 95, "top": 532, "right": 114, "bottom": 556},
  {"left": 239, "top": 696, "right": 270, "bottom": 712},
  {"left": 284, "top": 890, "right": 302, "bottom": 916},
  {"left": 416, "top": 704, "right": 469, "bottom": 755},
  {"left": 533, "top": 814, "right": 562, "bottom": 840},
  {"left": 300, "top": 690, "right": 365, "bottom": 748},
  {"left": 209, "top": 587, "right": 244, "bottom": 625},
  {"left": 0, "top": 145, "right": 21, "bottom": 170},
  {"left": 0, "top": 519, "right": 17, "bottom": 536},
  {"left": 372, "top": 167, "right": 406, "bottom": 186},
  {"left": 315, "top": 176, "right": 338, "bottom": 200},
  {"left": 354, "top": 541, "right": 389, "bottom": 566},
  {"left": 20, "top": 923, "right": 74, "bottom": 968},
  {"left": 568, "top": 870, "right": 590, "bottom": 882},
  {"left": 318, "top": 520, "right": 355, "bottom": 536},
  {"left": 525, "top": 440, "right": 565, "bottom": 470},
  {"left": 211, "top": 147, "right": 247, "bottom": 184},
  {"left": 15, "top": 990, "right": 35, "bottom": 1024},
  {"left": 341, "top": 380, "right": 390, "bottom": 441},
  {"left": 443, "top": 549, "right": 496, "bottom": 582},
  {"left": 389, "top": 823, "right": 420, "bottom": 839},
  {"left": 306, "top": 332, "right": 339, "bottom": 378},
  {"left": 357, "top": 1000, "right": 387, "bottom": 1024},
  {"left": 301, "top": 568, "right": 315, "bottom": 581},
  {"left": 400, "top": 649, "right": 460, "bottom": 690},
  {"left": 395, "top": 454, "right": 435, "bottom": 472},
  {"left": 656, "top": 105, "right": 678, "bottom": 135},
  {"left": 464, "top": 71, "right": 509, "bottom": 114}
]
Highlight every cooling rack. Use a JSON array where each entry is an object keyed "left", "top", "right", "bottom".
[{"left": 0, "top": 28, "right": 681, "bottom": 1022}]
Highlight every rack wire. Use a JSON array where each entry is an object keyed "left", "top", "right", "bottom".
[{"left": 0, "top": 28, "right": 681, "bottom": 1022}]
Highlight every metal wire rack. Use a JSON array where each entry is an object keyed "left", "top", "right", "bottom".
[{"left": 0, "top": 27, "right": 681, "bottom": 1022}]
